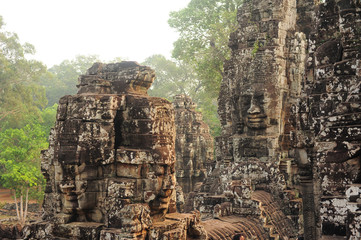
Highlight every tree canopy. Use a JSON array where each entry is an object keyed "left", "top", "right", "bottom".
[
  {"left": 0, "top": 16, "right": 48, "bottom": 130},
  {"left": 143, "top": 54, "right": 199, "bottom": 100},
  {"left": 0, "top": 16, "right": 58, "bottom": 224},
  {"left": 168, "top": 0, "right": 243, "bottom": 98},
  {"left": 143, "top": 54, "right": 221, "bottom": 136},
  {"left": 0, "top": 123, "right": 48, "bottom": 225},
  {"left": 41, "top": 55, "right": 100, "bottom": 106}
]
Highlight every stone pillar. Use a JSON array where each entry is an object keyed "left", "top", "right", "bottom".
[{"left": 293, "top": 0, "right": 361, "bottom": 238}]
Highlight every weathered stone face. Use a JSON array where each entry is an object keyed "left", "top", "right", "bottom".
[
  {"left": 173, "top": 95, "right": 214, "bottom": 196},
  {"left": 236, "top": 79, "right": 276, "bottom": 133},
  {"left": 244, "top": 92, "right": 267, "bottom": 130},
  {"left": 41, "top": 62, "right": 176, "bottom": 229},
  {"left": 26, "top": 61, "right": 208, "bottom": 240},
  {"left": 192, "top": 0, "right": 312, "bottom": 238}
]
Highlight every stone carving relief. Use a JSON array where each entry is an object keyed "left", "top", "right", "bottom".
[
  {"left": 1, "top": 0, "right": 359, "bottom": 239},
  {"left": 173, "top": 95, "right": 214, "bottom": 195},
  {"left": 22, "top": 62, "right": 206, "bottom": 240}
]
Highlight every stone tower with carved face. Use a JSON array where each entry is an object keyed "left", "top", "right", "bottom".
[
  {"left": 35, "top": 62, "right": 181, "bottom": 239},
  {"left": 173, "top": 94, "right": 214, "bottom": 195}
]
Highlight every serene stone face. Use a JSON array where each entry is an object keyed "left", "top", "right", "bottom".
[
  {"left": 41, "top": 62, "right": 176, "bottom": 227},
  {"left": 204, "top": 0, "right": 307, "bottom": 235},
  {"left": 241, "top": 91, "right": 267, "bottom": 130},
  {"left": 147, "top": 163, "right": 176, "bottom": 219}
]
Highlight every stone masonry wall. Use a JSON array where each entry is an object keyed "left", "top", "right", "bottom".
[{"left": 292, "top": 0, "right": 361, "bottom": 238}]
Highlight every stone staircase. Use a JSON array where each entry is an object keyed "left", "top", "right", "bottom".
[
  {"left": 251, "top": 191, "right": 298, "bottom": 240},
  {"left": 202, "top": 215, "right": 268, "bottom": 240}
]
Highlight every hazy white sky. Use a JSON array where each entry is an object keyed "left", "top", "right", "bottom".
[{"left": 1, "top": 0, "right": 190, "bottom": 67}]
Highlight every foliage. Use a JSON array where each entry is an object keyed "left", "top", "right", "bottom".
[
  {"left": 0, "top": 16, "right": 48, "bottom": 130},
  {"left": 0, "top": 123, "right": 47, "bottom": 192},
  {"left": 168, "top": 0, "right": 243, "bottom": 98},
  {"left": 251, "top": 39, "right": 259, "bottom": 57},
  {"left": 0, "top": 123, "right": 48, "bottom": 224},
  {"left": 40, "top": 104, "right": 58, "bottom": 136},
  {"left": 143, "top": 54, "right": 200, "bottom": 99},
  {"left": 196, "top": 91, "right": 221, "bottom": 136},
  {"left": 142, "top": 54, "right": 220, "bottom": 136},
  {"left": 0, "top": 16, "right": 57, "bottom": 224},
  {"left": 41, "top": 55, "right": 100, "bottom": 106}
]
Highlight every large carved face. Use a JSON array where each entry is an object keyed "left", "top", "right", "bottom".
[
  {"left": 147, "top": 163, "right": 176, "bottom": 220},
  {"left": 57, "top": 158, "right": 106, "bottom": 223},
  {"left": 245, "top": 93, "right": 267, "bottom": 129},
  {"left": 113, "top": 96, "right": 177, "bottom": 222},
  {"left": 236, "top": 77, "right": 280, "bottom": 136},
  {"left": 113, "top": 148, "right": 176, "bottom": 221},
  {"left": 49, "top": 63, "right": 176, "bottom": 226},
  {"left": 238, "top": 89, "right": 267, "bottom": 133}
]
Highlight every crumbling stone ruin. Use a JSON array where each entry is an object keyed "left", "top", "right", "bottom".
[
  {"left": 190, "top": 0, "right": 305, "bottom": 238},
  {"left": 21, "top": 62, "right": 207, "bottom": 240},
  {"left": 187, "top": 0, "right": 361, "bottom": 239},
  {"left": 293, "top": 0, "right": 361, "bottom": 238},
  {"left": 1, "top": 0, "right": 359, "bottom": 239},
  {"left": 173, "top": 95, "right": 214, "bottom": 195}
]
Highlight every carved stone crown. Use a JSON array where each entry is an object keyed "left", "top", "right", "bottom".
[{"left": 77, "top": 61, "right": 155, "bottom": 95}]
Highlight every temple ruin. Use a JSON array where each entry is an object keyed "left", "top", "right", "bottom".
[
  {"left": 22, "top": 62, "right": 207, "bottom": 239},
  {"left": 0, "top": 0, "right": 360, "bottom": 239},
  {"left": 189, "top": 0, "right": 361, "bottom": 239}
]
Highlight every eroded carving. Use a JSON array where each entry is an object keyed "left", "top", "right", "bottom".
[
  {"left": 22, "top": 62, "right": 206, "bottom": 240},
  {"left": 173, "top": 95, "right": 214, "bottom": 195}
]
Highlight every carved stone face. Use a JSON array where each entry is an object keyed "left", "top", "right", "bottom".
[
  {"left": 114, "top": 95, "right": 176, "bottom": 222},
  {"left": 57, "top": 160, "right": 105, "bottom": 223},
  {"left": 238, "top": 90, "right": 268, "bottom": 133},
  {"left": 148, "top": 163, "right": 176, "bottom": 220},
  {"left": 113, "top": 148, "right": 176, "bottom": 222},
  {"left": 246, "top": 95, "right": 267, "bottom": 129},
  {"left": 45, "top": 63, "right": 176, "bottom": 227}
]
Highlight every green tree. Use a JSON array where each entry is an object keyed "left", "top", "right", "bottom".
[
  {"left": 143, "top": 54, "right": 220, "bottom": 136},
  {"left": 168, "top": 0, "right": 243, "bottom": 98},
  {"left": 40, "top": 103, "right": 58, "bottom": 136},
  {"left": 41, "top": 55, "right": 100, "bottom": 106},
  {"left": 0, "top": 16, "right": 48, "bottom": 130},
  {"left": 0, "top": 124, "right": 48, "bottom": 225},
  {"left": 143, "top": 54, "right": 200, "bottom": 100}
]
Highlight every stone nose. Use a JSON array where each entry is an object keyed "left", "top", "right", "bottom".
[{"left": 247, "top": 102, "right": 261, "bottom": 114}]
